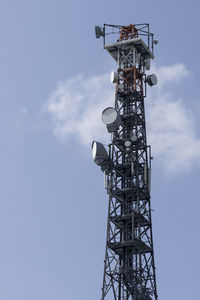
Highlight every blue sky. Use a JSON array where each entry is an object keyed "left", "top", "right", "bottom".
[{"left": 0, "top": 0, "right": 199, "bottom": 299}]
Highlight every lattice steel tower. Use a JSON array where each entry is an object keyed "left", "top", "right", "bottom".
[{"left": 92, "top": 23, "right": 158, "bottom": 300}]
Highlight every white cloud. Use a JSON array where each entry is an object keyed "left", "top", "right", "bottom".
[
  {"left": 150, "top": 63, "right": 190, "bottom": 87},
  {"left": 45, "top": 73, "right": 113, "bottom": 146},
  {"left": 19, "top": 107, "right": 28, "bottom": 120},
  {"left": 146, "top": 92, "right": 200, "bottom": 173},
  {"left": 45, "top": 63, "right": 200, "bottom": 174}
]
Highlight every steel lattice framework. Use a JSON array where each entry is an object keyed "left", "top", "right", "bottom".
[{"left": 94, "top": 23, "right": 158, "bottom": 300}]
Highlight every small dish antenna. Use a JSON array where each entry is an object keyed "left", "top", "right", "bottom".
[
  {"left": 95, "top": 26, "right": 104, "bottom": 39},
  {"left": 146, "top": 74, "right": 157, "bottom": 86},
  {"left": 102, "top": 107, "right": 121, "bottom": 133}
]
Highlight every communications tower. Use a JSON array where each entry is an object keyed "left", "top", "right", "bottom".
[{"left": 92, "top": 23, "right": 158, "bottom": 300}]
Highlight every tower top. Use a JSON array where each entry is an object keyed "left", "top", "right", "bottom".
[{"left": 95, "top": 23, "right": 158, "bottom": 59}]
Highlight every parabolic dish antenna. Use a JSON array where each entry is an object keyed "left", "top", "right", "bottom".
[
  {"left": 102, "top": 107, "right": 118, "bottom": 125},
  {"left": 92, "top": 141, "right": 97, "bottom": 159}
]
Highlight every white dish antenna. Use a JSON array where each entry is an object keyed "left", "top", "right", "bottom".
[
  {"left": 110, "top": 71, "right": 118, "bottom": 83},
  {"left": 102, "top": 107, "right": 118, "bottom": 125}
]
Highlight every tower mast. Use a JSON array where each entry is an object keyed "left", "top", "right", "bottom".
[{"left": 92, "top": 23, "right": 158, "bottom": 300}]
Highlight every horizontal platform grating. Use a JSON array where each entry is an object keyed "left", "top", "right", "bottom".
[
  {"left": 110, "top": 213, "right": 150, "bottom": 227},
  {"left": 108, "top": 238, "right": 151, "bottom": 255}
]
